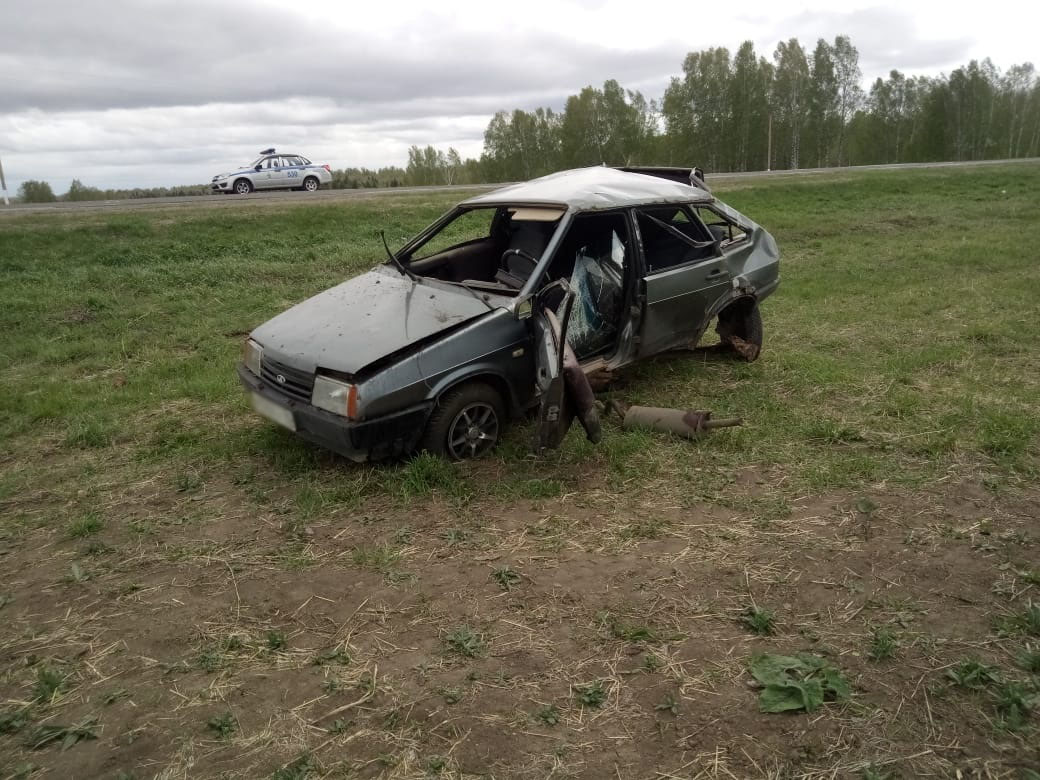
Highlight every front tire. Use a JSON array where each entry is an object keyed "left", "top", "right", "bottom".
[
  {"left": 233, "top": 178, "right": 253, "bottom": 195},
  {"left": 303, "top": 176, "right": 319, "bottom": 192},
  {"left": 421, "top": 382, "right": 505, "bottom": 460}
]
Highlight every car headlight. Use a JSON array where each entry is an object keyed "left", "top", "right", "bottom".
[
  {"left": 312, "top": 375, "right": 358, "bottom": 419},
  {"left": 243, "top": 339, "right": 262, "bottom": 376}
]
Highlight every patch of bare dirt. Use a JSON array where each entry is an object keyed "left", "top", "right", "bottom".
[{"left": 1, "top": 477, "right": 1038, "bottom": 778}]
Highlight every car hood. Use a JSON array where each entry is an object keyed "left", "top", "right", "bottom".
[{"left": 251, "top": 266, "right": 493, "bottom": 376}]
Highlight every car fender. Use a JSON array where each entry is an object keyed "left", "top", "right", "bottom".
[
  {"left": 424, "top": 362, "right": 525, "bottom": 417},
  {"left": 703, "top": 287, "right": 759, "bottom": 326}
]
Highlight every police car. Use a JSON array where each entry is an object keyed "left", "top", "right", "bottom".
[{"left": 211, "top": 149, "right": 333, "bottom": 194}]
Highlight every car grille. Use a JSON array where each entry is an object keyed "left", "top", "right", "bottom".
[{"left": 260, "top": 356, "right": 314, "bottom": 403}]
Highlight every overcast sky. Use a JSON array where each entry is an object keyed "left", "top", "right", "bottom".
[{"left": 2, "top": 0, "right": 1037, "bottom": 192}]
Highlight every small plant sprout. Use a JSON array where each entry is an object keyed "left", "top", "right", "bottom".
[
  {"left": 535, "top": 705, "right": 561, "bottom": 726},
  {"left": 67, "top": 512, "right": 103, "bottom": 539},
  {"left": 25, "top": 716, "right": 99, "bottom": 751},
  {"left": 742, "top": 605, "right": 776, "bottom": 636},
  {"left": 996, "top": 602, "right": 1040, "bottom": 637},
  {"left": 312, "top": 647, "right": 351, "bottom": 666},
  {"left": 642, "top": 653, "right": 663, "bottom": 673},
  {"left": 438, "top": 687, "right": 463, "bottom": 704},
  {"left": 868, "top": 627, "right": 898, "bottom": 661},
  {"left": 945, "top": 659, "right": 1000, "bottom": 690},
  {"left": 491, "top": 566, "right": 522, "bottom": 591},
  {"left": 206, "top": 711, "right": 236, "bottom": 739},
  {"left": 993, "top": 680, "right": 1034, "bottom": 731},
  {"left": 1018, "top": 644, "right": 1040, "bottom": 674},
  {"left": 860, "top": 765, "right": 896, "bottom": 780},
  {"left": 573, "top": 680, "right": 608, "bottom": 709},
  {"left": 266, "top": 630, "right": 288, "bottom": 650},
  {"left": 444, "top": 626, "right": 485, "bottom": 658},
  {"left": 655, "top": 692, "right": 680, "bottom": 715},
  {"left": 33, "top": 667, "right": 67, "bottom": 703}
]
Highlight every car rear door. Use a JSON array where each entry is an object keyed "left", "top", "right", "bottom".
[
  {"left": 283, "top": 156, "right": 304, "bottom": 187},
  {"left": 636, "top": 205, "right": 730, "bottom": 355}
]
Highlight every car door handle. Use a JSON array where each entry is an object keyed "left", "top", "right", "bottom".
[{"left": 706, "top": 268, "right": 727, "bottom": 278}]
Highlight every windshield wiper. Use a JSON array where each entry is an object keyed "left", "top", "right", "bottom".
[
  {"left": 449, "top": 279, "right": 495, "bottom": 310},
  {"left": 381, "top": 230, "right": 419, "bottom": 283}
]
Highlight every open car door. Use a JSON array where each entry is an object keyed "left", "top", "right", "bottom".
[{"left": 530, "top": 281, "right": 603, "bottom": 450}]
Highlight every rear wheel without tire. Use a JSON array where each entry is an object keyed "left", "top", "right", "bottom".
[
  {"left": 421, "top": 382, "right": 505, "bottom": 460},
  {"left": 716, "top": 301, "right": 763, "bottom": 361}
]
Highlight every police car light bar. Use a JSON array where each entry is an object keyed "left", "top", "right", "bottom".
[{"left": 259, "top": 147, "right": 276, "bottom": 155}]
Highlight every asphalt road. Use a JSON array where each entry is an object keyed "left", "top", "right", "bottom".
[{"left": 4, "top": 157, "right": 1038, "bottom": 216}]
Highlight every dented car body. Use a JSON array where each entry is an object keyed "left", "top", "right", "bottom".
[{"left": 238, "top": 166, "right": 780, "bottom": 460}]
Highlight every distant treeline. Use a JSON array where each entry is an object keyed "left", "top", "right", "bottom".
[
  {"left": 474, "top": 37, "right": 1039, "bottom": 181},
  {"left": 13, "top": 34, "right": 1039, "bottom": 202}
]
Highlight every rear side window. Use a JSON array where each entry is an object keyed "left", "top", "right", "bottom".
[
  {"left": 636, "top": 206, "right": 716, "bottom": 273},
  {"left": 693, "top": 207, "right": 747, "bottom": 244}
]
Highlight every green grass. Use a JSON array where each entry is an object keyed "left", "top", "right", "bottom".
[
  {"left": 1, "top": 167, "right": 1038, "bottom": 521},
  {"left": 67, "top": 512, "right": 103, "bottom": 539}
]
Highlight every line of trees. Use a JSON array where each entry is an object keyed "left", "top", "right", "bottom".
[
  {"left": 16, "top": 178, "right": 211, "bottom": 202},
  {"left": 12, "top": 34, "right": 1039, "bottom": 202},
  {"left": 475, "top": 36, "right": 1040, "bottom": 182}
]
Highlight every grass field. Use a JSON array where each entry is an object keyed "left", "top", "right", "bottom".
[{"left": 1, "top": 165, "right": 1039, "bottom": 779}]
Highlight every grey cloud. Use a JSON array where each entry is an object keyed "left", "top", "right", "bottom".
[
  {"left": 775, "top": 7, "right": 975, "bottom": 76},
  {"left": 3, "top": 0, "right": 685, "bottom": 115}
]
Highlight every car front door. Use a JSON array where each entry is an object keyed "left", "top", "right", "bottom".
[
  {"left": 253, "top": 156, "right": 276, "bottom": 189},
  {"left": 267, "top": 156, "right": 291, "bottom": 189},
  {"left": 635, "top": 205, "right": 731, "bottom": 355},
  {"left": 529, "top": 282, "right": 575, "bottom": 450}
]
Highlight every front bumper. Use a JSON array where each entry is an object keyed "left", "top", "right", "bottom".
[
  {"left": 237, "top": 364, "right": 432, "bottom": 461},
  {"left": 211, "top": 180, "right": 231, "bottom": 192}
]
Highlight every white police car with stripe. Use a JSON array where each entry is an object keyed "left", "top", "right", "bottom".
[{"left": 211, "top": 148, "right": 333, "bottom": 195}]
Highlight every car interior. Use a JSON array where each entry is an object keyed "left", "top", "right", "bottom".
[
  {"left": 636, "top": 205, "right": 721, "bottom": 273},
  {"left": 404, "top": 207, "right": 632, "bottom": 360}
]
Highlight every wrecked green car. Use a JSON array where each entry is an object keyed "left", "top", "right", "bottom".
[{"left": 238, "top": 166, "right": 780, "bottom": 460}]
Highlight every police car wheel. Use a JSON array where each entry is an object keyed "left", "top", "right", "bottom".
[
  {"left": 303, "top": 177, "right": 319, "bottom": 192},
  {"left": 234, "top": 179, "right": 253, "bottom": 195}
]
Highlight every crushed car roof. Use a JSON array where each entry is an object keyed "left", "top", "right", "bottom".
[{"left": 461, "top": 166, "right": 714, "bottom": 212}]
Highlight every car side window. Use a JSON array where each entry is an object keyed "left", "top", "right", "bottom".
[
  {"left": 287, "top": 156, "right": 303, "bottom": 166},
  {"left": 693, "top": 207, "right": 748, "bottom": 245},
  {"left": 636, "top": 206, "right": 715, "bottom": 274},
  {"left": 263, "top": 157, "right": 277, "bottom": 169}
]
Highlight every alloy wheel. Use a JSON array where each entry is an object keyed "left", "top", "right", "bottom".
[{"left": 446, "top": 402, "right": 499, "bottom": 459}]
